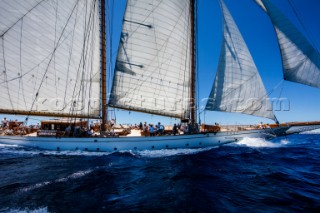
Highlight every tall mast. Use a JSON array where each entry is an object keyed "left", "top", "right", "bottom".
[
  {"left": 101, "top": 0, "right": 107, "bottom": 131},
  {"left": 190, "top": 0, "right": 196, "bottom": 124}
]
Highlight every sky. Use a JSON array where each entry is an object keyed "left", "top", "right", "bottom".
[
  {"left": 3, "top": 0, "right": 320, "bottom": 126},
  {"left": 105, "top": 0, "right": 320, "bottom": 126}
]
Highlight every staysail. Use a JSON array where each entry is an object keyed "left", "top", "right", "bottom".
[
  {"left": 206, "top": 0, "right": 275, "bottom": 120},
  {"left": 0, "top": 0, "right": 101, "bottom": 118},
  {"left": 109, "top": 0, "right": 193, "bottom": 119},
  {"left": 255, "top": 0, "right": 320, "bottom": 88}
]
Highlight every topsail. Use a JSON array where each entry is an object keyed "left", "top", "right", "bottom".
[{"left": 255, "top": 0, "right": 320, "bottom": 88}]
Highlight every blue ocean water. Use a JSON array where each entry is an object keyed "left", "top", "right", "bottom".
[{"left": 0, "top": 133, "right": 320, "bottom": 212}]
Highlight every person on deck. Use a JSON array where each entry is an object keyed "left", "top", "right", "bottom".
[
  {"left": 65, "top": 125, "right": 71, "bottom": 136},
  {"left": 90, "top": 122, "right": 94, "bottom": 130},
  {"left": 1, "top": 117, "right": 8, "bottom": 129},
  {"left": 143, "top": 122, "right": 148, "bottom": 132},
  {"left": 87, "top": 128, "right": 93, "bottom": 137},
  {"left": 259, "top": 122, "right": 264, "bottom": 129},
  {"left": 183, "top": 124, "right": 189, "bottom": 134},
  {"left": 149, "top": 125, "right": 155, "bottom": 136},
  {"left": 156, "top": 122, "right": 163, "bottom": 135},
  {"left": 173, "top": 123, "right": 178, "bottom": 135}
]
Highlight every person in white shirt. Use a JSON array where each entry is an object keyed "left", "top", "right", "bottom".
[{"left": 1, "top": 117, "right": 8, "bottom": 129}]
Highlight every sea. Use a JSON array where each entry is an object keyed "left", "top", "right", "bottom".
[{"left": 0, "top": 133, "right": 320, "bottom": 212}]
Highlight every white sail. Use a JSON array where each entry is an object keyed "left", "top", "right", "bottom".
[
  {"left": 109, "top": 0, "right": 193, "bottom": 119},
  {"left": 206, "top": 0, "right": 275, "bottom": 120},
  {"left": 0, "top": 0, "right": 101, "bottom": 118},
  {"left": 255, "top": 0, "right": 320, "bottom": 88}
]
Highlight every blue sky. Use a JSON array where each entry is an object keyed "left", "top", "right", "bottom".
[{"left": 106, "top": 0, "right": 320, "bottom": 125}]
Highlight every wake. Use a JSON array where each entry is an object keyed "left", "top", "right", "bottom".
[
  {"left": 135, "top": 147, "right": 216, "bottom": 158},
  {"left": 0, "top": 142, "right": 216, "bottom": 158}
]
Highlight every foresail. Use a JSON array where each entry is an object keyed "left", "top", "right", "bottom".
[
  {"left": 0, "top": 0, "right": 101, "bottom": 118},
  {"left": 255, "top": 0, "right": 320, "bottom": 88},
  {"left": 109, "top": 0, "right": 192, "bottom": 119},
  {"left": 206, "top": 0, "right": 275, "bottom": 120}
]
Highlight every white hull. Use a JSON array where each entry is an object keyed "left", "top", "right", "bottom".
[
  {"left": 286, "top": 125, "right": 320, "bottom": 134},
  {"left": 0, "top": 127, "right": 287, "bottom": 152}
]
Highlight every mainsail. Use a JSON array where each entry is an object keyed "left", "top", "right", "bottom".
[
  {"left": 206, "top": 0, "right": 275, "bottom": 120},
  {"left": 255, "top": 0, "right": 320, "bottom": 88},
  {"left": 109, "top": 0, "right": 193, "bottom": 119},
  {"left": 0, "top": 0, "right": 101, "bottom": 118}
]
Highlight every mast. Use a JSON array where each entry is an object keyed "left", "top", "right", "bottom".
[
  {"left": 101, "top": 0, "right": 107, "bottom": 131},
  {"left": 190, "top": 0, "right": 196, "bottom": 124}
]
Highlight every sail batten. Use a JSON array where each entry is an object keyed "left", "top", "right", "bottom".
[
  {"left": 109, "top": 0, "right": 193, "bottom": 119},
  {"left": 206, "top": 0, "right": 275, "bottom": 120},
  {"left": 255, "top": 0, "right": 320, "bottom": 88},
  {"left": 0, "top": 0, "right": 101, "bottom": 118}
]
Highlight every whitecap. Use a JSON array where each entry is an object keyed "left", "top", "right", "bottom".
[
  {"left": 0, "top": 145, "right": 114, "bottom": 157},
  {"left": 0, "top": 143, "right": 19, "bottom": 148},
  {"left": 19, "top": 169, "right": 93, "bottom": 193},
  {"left": 20, "top": 182, "right": 51, "bottom": 193},
  {"left": 136, "top": 147, "right": 216, "bottom": 158},
  {"left": 55, "top": 169, "right": 93, "bottom": 183},
  {"left": 38, "top": 150, "right": 113, "bottom": 157},
  {"left": 233, "top": 137, "right": 290, "bottom": 148},
  {"left": 1, "top": 207, "right": 49, "bottom": 213}
]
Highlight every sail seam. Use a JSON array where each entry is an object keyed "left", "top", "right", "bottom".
[
  {"left": 1, "top": 37, "right": 15, "bottom": 111},
  {"left": 25, "top": 0, "right": 82, "bottom": 120},
  {"left": 0, "top": 0, "right": 46, "bottom": 38}
]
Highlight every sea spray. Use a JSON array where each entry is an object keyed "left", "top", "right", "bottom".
[{"left": 234, "top": 137, "right": 290, "bottom": 148}]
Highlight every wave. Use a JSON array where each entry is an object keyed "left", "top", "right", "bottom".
[
  {"left": 19, "top": 169, "right": 93, "bottom": 193},
  {"left": 135, "top": 147, "right": 216, "bottom": 158},
  {"left": 0, "top": 207, "right": 49, "bottom": 213},
  {"left": 233, "top": 137, "right": 290, "bottom": 148},
  {"left": 0, "top": 143, "right": 19, "bottom": 148},
  {"left": 0, "top": 143, "right": 113, "bottom": 157},
  {"left": 37, "top": 150, "right": 113, "bottom": 157},
  {"left": 0, "top": 142, "right": 217, "bottom": 158}
]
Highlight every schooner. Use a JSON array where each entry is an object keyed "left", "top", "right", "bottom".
[{"left": 0, "top": 0, "right": 319, "bottom": 152}]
